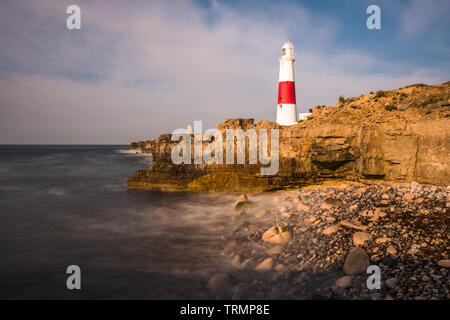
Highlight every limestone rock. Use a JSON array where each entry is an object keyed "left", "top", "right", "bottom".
[
  {"left": 267, "top": 245, "right": 283, "bottom": 255},
  {"left": 232, "top": 255, "right": 242, "bottom": 266},
  {"left": 339, "top": 220, "right": 368, "bottom": 231},
  {"left": 321, "top": 198, "right": 343, "bottom": 210},
  {"left": 255, "top": 258, "right": 273, "bottom": 271},
  {"left": 296, "top": 202, "right": 310, "bottom": 212},
  {"left": 234, "top": 194, "right": 254, "bottom": 212},
  {"left": 235, "top": 194, "right": 248, "bottom": 203},
  {"left": 386, "top": 245, "right": 397, "bottom": 255},
  {"left": 207, "top": 273, "right": 232, "bottom": 293},
  {"left": 262, "top": 224, "right": 292, "bottom": 244},
  {"left": 274, "top": 264, "right": 285, "bottom": 272},
  {"left": 437, "top": 259, "right": 450, "bottom": 268},
  {"left": 375, "top": 237, "right": 391, "bottom": 244},
  {"left": 353, "top": 232, "right": 370, "bottom": 246},
  {"left": 127, "top": 81, "right": 450, "bottom": 192},
  {"left": 254, "top": 209, "right": 269, "bottom": 218},
  {"left": 343, "top": 247, "right": 370, "bottom": 275},
  {"left": 323, "top": 225, "right": 340, "bottom": 235},
  {"left": 385, "top": 278, "right": 397, "bottom": 289},
  {"left": 403, "top": 193, "right": 415, "bottom": 202},
  {"left": 335, "top": 276, "right": 352, "bottom": 288}
]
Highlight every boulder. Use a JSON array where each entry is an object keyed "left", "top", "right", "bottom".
[
  {"left": 234, "top": 194, "right": 254, "bottom": 212},
  {"left": 262, "top": 224, "right": 292, "bottom": 244},
  {"left": 343, "top": 247, "right": 370, "bottom": 275},
  {"left": 207, "top": 273, "right": 232, "bottom": 294}
]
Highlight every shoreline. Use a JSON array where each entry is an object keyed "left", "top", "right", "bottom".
[{"left": 201, "top": 181, "right": 449, "bottom": 299}]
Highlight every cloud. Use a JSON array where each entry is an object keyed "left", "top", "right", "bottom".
[
  {"left": 0, "top": 0, "right": 447, "bottom": 143},
  {"left": 400, "top": 0, "right": 450, "bottom": 36}
]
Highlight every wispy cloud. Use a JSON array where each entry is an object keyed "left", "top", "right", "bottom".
[{"left": 400, "top": 0, "right": 449, "bottom": 36}]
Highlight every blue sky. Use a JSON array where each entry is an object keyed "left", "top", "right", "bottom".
[{"left": 0, "top": 0, "right": 449, "bottom": 143}]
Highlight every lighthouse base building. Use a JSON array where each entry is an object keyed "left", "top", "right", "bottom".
[{"left": 276, "top": 41, "right": 298, "bottom": 126}]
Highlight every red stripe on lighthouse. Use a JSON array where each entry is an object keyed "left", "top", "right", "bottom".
[{"left": 278, "top": 81, "right": 296, "bottom": 104}]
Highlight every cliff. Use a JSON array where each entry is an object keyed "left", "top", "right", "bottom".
[{"left": 127, "top": 81, "right": 450, "bottom": 192}]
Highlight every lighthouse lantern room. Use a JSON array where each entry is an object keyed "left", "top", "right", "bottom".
[{"left": 276, "top": 41, "right": 298, "bottom": 126}]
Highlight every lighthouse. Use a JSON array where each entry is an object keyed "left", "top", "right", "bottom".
[{"left": 276, "top": 41, "right": 297, "bottom": 126}]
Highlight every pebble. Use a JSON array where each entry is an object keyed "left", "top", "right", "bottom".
[
  {"left": 385, "top": 278, "right": 397, "bottom": 289},
  {"left": 339, "top": 220, "right": 368, "bottom": 231},
  {"left": 386, "top": 245, "right": 398, "bottom": 255},
  {"left": 262, "top": 225, "right": 292, "bottom": 244},
  {"left": 274, "top": 264, "right": 285, "bottom": 272},
  {"left": 255, "top": 258, "right": 273, "bottom": 271},
  {"left": 323, "top": 225, "right": 340, "bottom": 235},
  {"left": 353, "top": 232, "right": 370, "bottom": 246},
  {"left": 335, "top": 276, "right": 352, "bottom": 288},
  {"left": 207, "top": 273, "right": 232, "bottom": 294},
  {"left": 375, "top": 237, "right": 391, "bottom": 244},
  {"left": 267, "top": 245, "right": 283, "bottom": 255},
  {"left": 232, "top": 255, "right": 242, "bottom": 266},
  {"left": 343, "top": 247, "right": 370, "bottom": 275},
  {"left": 437, "top": 259, "right": 450, "bottom": 268}
]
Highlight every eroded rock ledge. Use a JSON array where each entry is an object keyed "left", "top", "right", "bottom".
[{"left": 127, "top": 82, "right": 450, "bottom": 192}]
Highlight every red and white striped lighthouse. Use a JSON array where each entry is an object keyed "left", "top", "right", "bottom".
[{"left": 276, "top": 41, "right": 297, "bottom": 126}]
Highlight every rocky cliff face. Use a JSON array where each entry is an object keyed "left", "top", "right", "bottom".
[{"left": 127, "top": 82, "right": 450, "bottom": 192}]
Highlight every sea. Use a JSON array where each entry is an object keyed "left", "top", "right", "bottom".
[{"left": 0, "top": 145, "right": 243, "bottom": 299}]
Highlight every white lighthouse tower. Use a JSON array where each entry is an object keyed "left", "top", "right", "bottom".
[{"left": 276, "top": 41, "right": 297, "bottom": 126}]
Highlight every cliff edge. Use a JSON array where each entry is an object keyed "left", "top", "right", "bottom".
[{"left": 127, "top": 81, "right": 450, "bottom": 192}]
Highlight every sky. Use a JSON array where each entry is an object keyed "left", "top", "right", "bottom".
[{"left": 0, "top": 0, "right": 449, "bottom": 144}]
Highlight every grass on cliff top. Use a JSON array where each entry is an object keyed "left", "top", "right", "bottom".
[
  {"left": 385, "top": 105, "right": 397, "bottom": 111},
  {"left": 376, "top": 90, "right": 387, "bottom": 98},
  {"left": 405, "top": 83, "right": 428, "bottom": 88}
]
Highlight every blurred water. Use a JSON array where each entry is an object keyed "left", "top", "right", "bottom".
[{"left": 0, "top": 145, "right": 237, "bottom": 299}]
